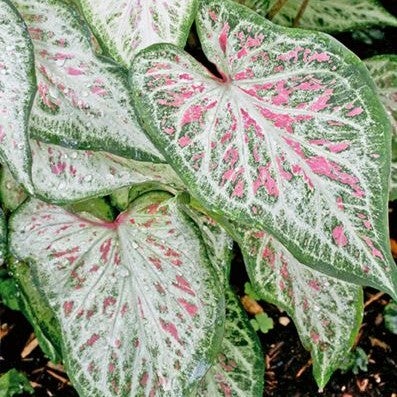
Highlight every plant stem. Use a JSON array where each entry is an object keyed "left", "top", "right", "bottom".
[
  {"left": 266, "top": 0, "right": 289, "bottom": 20},
  {"left": 292, "top": 0, "right": 310, "bottom": 27}
]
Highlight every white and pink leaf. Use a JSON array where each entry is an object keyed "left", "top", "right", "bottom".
[
  {"left": 30, "top": 140, "right": 183, "bottom": 204},
  {"left": 13, "top": 0, "right": 163, "bottom": 162},
  {"left": 10, "top": 193, "right": 224, "bottom": 396},
  {"left": 238, "top": 226, "right": 363, "bottom": 388}
]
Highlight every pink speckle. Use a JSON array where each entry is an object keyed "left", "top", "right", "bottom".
[
  {"left": 173, "top": 275, "right": 195, "bottom": 296},
  {"left": 232, "top": 179, "right": 245, "bottom": 198},
  {"left": 347, "top": 107, "right": 363, "bottom": 117},
  {"left": 277, "top": 46, "right": 303, "bottom": 63},
  {"left": 178, "top": 136, "right": 191, "bottom": 148},
  {"left": 0, "top": 126, "right": 5, "bottom": 143},
  {"left": 181, "top": 104, "right": 205, "bottom": 126},
  {"left": 336, "top": 197, "right": 344, "bottom": 210},
  {"left": 310, "top": 331, "right": 320, "bottom": 344},
  {"left": 310, "top": 89, "right": 333, "bottom": 112},
  {"left": 272, "top": 81, "right": 291, "bottom": 106},
  {"left": 253, "top": 165, "right": 279, "bottom": 197},
  {"left": 66, "top": 67, "right": 84, "bottom": 76},
  {"left": 90, "top": 85, "right": 107, "bottom": 96},
  {"left": 332, "top": 225, "right": 348, "bottom": 247},
  {"left": 86, "top": 333, "right": 100, "bottom": 347},
  {"left": 63, "top": 301, "right": 74, "bottom": 316},
  {"left": 363, "top": 220, "right": 372, "bottom": 230},
  {"left": 178, "top": 298, "right": 198, "bottom": 317},
  {"left": 140, "top": 372, "right": 149, "bottom": 387},
  {"left": 103, "top": 296, "right": 117, "bottom": 312},
  {"left": 99, "top": 238, "right": 112, "bottom": 262},
  {"left": 50, "top": 161, "right": 66, "bottom": 175},
  {"left": 160, "top": 320, "right": 180, "bottom": 342},
  {"left": 308, "top": 52, "right": 330, "bottom": 63},
  {"left": 219, "top": 23, "right": 230, "bottom": 53},
  {"left": 328, "top": 142, "right": 350, "bottom": 153},
  {"left": 308, "top": 279, "right": 321, "bottom": 291},
  {"left": 362, "top": 237, "right": 384, "bottom": 259}
]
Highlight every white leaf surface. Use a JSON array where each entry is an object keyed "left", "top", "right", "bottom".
[{"left": 30, "top": 140, "right": 183, "bottom": 204}]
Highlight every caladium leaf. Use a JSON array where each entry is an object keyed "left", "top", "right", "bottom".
[
  {"left": 131, "top": 0, "right": 397, "bottom": 298},
  {"left": 266, "top": 0, "right": 397, "bottom": 32},
  {"left": 198, "top": 289, "right": 264, "bottom": 397},
  {"left": 10, "top": 193, "right": 224, "bottom": 396},
  {"left": 0, "top": 208, "right": 5, "bottom": 266},
  {"left": 79, "top": 0, "right": 198, "bottom": 68},
  {"left": 0, "top": 0, "right": 35, "bottom": 193},
  {"left": 13, "top": 0, "right": 163, "bottom": 162},
  {"left": 236, "top": 226, "right": 363, "bottom": 388},
  {"left": 364, "top": 55, "right": 397, "bottom": 201},
  {"left": 30, "top": 140, "right": 183, "bottom": 204},
  {"left": 0, "top": 165, "right": 28, "bottom": 211}
]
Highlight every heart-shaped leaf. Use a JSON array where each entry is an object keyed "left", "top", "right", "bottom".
[
  {"left": 13, "top": 0, "right": 163, "bottom": 162},
  {"left": 131, "top": 0, "right": 397, "bottom": 297},
  {"left": 10, "top": 193, "right": 224, "bottom": 396},
  {"left": 237, "top": 226, "right": 363, "bottom": 388},
  {"left": 266, "top": 0, "right": 397, "bottom": 32},
  {"left": 364, "top": 55, "right": 397, "bottom": 201},
  {"left": 80, "top": 0, "right": 198, "bottom": 68},
  {"left": 30, "top": 140, "right": 183, "bottom": 204},
  {"left": 198, "top": 289, "right": 264, "bottom": 397},
  {"left": 0, "top": 165, "right": 28, "bottom": 211},
  {"left": 0, "top": 0, "right": 36, "bottom": 193}
]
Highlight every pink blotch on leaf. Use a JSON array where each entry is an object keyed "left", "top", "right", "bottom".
[
  {"left": 178, "top": 298, "right": 198, "bottom": 317},
  {"left": 66, "top": 67, "right": 84, "bottom": 76},
  {"left": 178, "top": 136, "right": 191, "bottom": 148},
  {"left": 232, "top": 179, "right": 245, "bottom": 198},
  {"left": 219, "top": 23, "right": 230, "bottom": 53},
  {"left": 332, "top": 225, "right": 348, "bottom": 247},
  {"left": 347, "top": 107, "right": 363, "bottom": 117},
  {"left": 160, "top": 320, "right": 180, "bottom": 342}
]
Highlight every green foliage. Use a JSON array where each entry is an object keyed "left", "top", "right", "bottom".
[
  {"left": 384, "top": 301, "right": 397, "bottom": 334},
  {"left": 339, "top": 347, "right": 369, "bottom": 375},
  {"left": 1, "top": 0, "right": 396, "bottom": 395},
  {"left": 250, "top": 312, "right": 274, "bottom": 334},
  {"left": 0, "top": 369, "right": 34, "bottom": 397}
]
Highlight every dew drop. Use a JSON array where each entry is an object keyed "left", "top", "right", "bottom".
[
  {"left": 85, "top": 174, "right": 93, "bottom": 182},
  {"left": 71, "top": 151, "right": 78, "bottom": 159}
]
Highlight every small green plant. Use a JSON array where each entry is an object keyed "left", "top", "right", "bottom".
[
  {"left": 1, "top": 0, "right": 397, "bottom": 395},
  {"left": 339, "top": 347, "right": 369, "bottom": 375},
  {"left": 384, "top": 300, "right": 397, "bottom": 334},
  {"left": 0, "top": 369, "right": 34, "bottom": 397}
]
